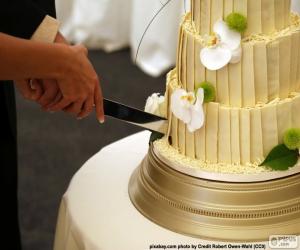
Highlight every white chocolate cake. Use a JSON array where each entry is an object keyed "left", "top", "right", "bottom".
[{"left": 149, "top": 0, "right": 300, "bottom": 173}]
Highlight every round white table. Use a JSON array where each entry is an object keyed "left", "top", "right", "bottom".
[{"left": 53, "top": 131, "right": 298, "bottom": 250}]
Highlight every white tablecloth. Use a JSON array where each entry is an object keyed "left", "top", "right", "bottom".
[{"left": 53, "top": 131, "right": 296, "bottom": 250}]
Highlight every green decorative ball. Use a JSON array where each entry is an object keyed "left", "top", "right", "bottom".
[
  {"left": 283, "top": 128, "right": 300, "bottom": 150},
  {"left": 195, "top": 81, "right": 216, "bottom": 103},
  {"left": 226, "top": 12, "right": 247, "bottom": 33}
]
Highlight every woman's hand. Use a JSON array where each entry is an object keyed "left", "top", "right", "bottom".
[
  {"left": 0, "top": 32, "right": 104, "bottom": 122},
  {"left": 46, "top": 44, "right": 105, "bottom": 122}
]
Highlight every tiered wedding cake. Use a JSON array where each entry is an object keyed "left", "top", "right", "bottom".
[
  {"left": 152, "top": 0, "right": 300, "bottom": 174},
  {"left": 130, "top": 0, "right": 300, "bottom": 240}
]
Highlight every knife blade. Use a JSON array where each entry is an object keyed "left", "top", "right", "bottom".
[{"left": 103, "top": 98, "right": 168, "bottom": 135}]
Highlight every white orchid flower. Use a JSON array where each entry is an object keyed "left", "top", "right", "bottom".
[
  {"left": 145, "top": 93, "right": 165, "bottom": 116},
  {"left": 171, "top": 88, "right": 205, "bottom": 133},
  {"left": 200, "top": 20, "right": 242, "bottom": 71}
]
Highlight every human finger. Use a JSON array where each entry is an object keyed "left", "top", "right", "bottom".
[
  {"left": 94, "top": 80, "right": 105, "bottom": 123},
  {"left": 38, "top": 80, "right": 60, "bottom": 107},
  {"left": 15, "top": 79, "right": 43, "bottom": 101},
  {"left": 63, "top": 100, "right": 85, "bottom": 116},
  {"left": 44, "top": 92, "right": 63, "bottom": 110},
  {"left": 47, "top": 98, "right": 72, "bottom": 112},
  {"left": 77, "top": 94, "right": 94, "bottom": 119},
  {"left": 15, "top": 79, "right": 32, "bottom": 99}
]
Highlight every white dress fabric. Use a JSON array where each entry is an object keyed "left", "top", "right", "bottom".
[
  {"left": 55, "top": 0, "right": 300, "bottom": 77},
  {"left": 130, "top": 0, "right": 184, "bottom": 76},
  {"left": 55, "top": 0, "right": 187, "bottom": 76},
  {"left": 56, "top": 0, "right": 132, "bottom": 52}
]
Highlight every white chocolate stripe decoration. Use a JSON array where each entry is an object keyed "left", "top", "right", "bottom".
[
  {"left": 224, "top": 0, "right": 233, "bottom": 18},
  {"left": 230, "top": 108, "right": 240, "bottom": 164},
  {"left": 186, "top": 33, "right": 196, "bottom": 158},
  {"left": 218, "top": 107, "right": 231, "bottom": 163},
  {"left": 178, "top": 13, "right": 300, "bottom": 108},
  {"left": 297, "top": 31, "right": 300, "bottom": 90},
  {"left": 191, "top": 0, "right": 291, "bottom": 36},
  {"left": 211, "top": 0, "right": 224, "bottom": 33},
  {"left": 250, "top": 109, "right": 263, "bottom": 163},
  {"left": 200, "top": 0, "right": 211, "bottom": 35},
  {"left": 290, "top": 31, "right": 299, "bottom": 92},
  {"left": 254, "top": 43, "right": 268, "bottom": 104},
  {"left": 164, "top": 3, "right": 300, "bottom": 168},
  {"left": 167, "top": 69, "right": 300, "bottom": 166}
]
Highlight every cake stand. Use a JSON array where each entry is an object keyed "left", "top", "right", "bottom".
[{"left": 128, "top": 144, "right": 300, "bottom": 241}]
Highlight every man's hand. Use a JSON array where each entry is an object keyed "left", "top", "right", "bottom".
[
  {"left": 15, "top": 78, "right": 61, "bottom": 110},
  {"left": 15, "top": 79, "right": 43, "bottom": 101},
  {"left": 14, "top": 32, "right": 105, "bottom": 123},
  {"left": 47, "top": 32, "right": 105, "bottom": 122}
]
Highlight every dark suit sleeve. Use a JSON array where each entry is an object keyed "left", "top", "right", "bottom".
[
  {"left": 0, "top": 0, "right": 55, "bottom": 39},
  {"left": 33, "top": 0, "right": 56, "bottom": 18}
]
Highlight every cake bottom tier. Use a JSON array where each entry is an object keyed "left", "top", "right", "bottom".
[
  {"left": 166, "top": 69, "right": 300, "bottom": 166},
  {"left": 153, "top": 138, "right": 300, "bottom": 176},
  {"left": 129, "top": 146, "right": 300, "bottom": 241}
]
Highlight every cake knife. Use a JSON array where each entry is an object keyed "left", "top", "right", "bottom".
[{"left": 103, "top": 98, "right": 168, "bottom": 135}]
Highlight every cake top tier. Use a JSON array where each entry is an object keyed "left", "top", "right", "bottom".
[{"left": 191, "top": 0, "right": 291, "bottom": 36}]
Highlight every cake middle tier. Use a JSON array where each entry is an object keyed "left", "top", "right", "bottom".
[
  {"left": 167, "top": 69, "right": 300, "bottom": 166},
  {"left": 177, "top": 14, "right": 300, "bottom": 108}
]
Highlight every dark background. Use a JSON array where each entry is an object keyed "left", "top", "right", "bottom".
[{"left": 17, "top": 49, "right": 168, "bottom": 250}]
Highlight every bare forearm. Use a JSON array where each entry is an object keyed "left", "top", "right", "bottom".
[{"left": 0, "top": 32, "right": 70, "bottom": 81}]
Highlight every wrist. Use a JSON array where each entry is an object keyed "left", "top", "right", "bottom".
[{"left": 51, "top": 44, "right": 75, "bottom": 80}]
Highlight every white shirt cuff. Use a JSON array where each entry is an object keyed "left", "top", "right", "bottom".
[{"left": 31, "top": 15, "right": 60, "bottom": 43}]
